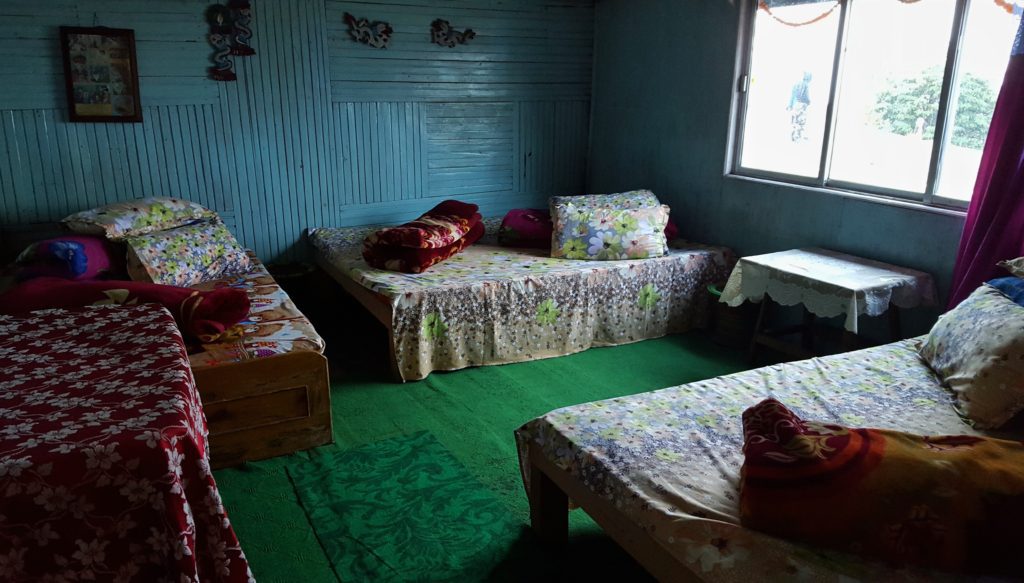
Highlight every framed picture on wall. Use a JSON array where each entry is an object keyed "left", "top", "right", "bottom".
[{"left": 59, "top": 26, "right": 143, "bottom": 123}]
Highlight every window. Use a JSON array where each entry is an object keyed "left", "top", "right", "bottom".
[{"left": 732, "top": 0, "right": 1021, "bottom": 208}]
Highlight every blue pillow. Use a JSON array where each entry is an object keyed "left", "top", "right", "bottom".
[{"left": 986, "top": 277, "right": 1024, "bottom": 307}]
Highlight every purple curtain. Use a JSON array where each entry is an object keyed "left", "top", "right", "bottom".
[{"left": 948, "top": 18, "right": 1024, "bottom": 307}]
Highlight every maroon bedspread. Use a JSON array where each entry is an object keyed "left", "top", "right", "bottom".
[{"left": 0, "top": 305, "right": 252, "bottom": 582}]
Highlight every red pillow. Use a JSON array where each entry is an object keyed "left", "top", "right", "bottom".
[
  {"left": 0, "top": 277, "right": 250, "bottom": 343},
  {"left": 15, "top": 235, "right": 121, "bottom": 280},
  {"left": 664, "top": 219, "right": 679, "bottom": 241},
  {"left": 366, "top": 200, "right": 480, "bottom": 249},
  {"left": 497, "top": 208, "right": 552, "bottom": 249},
  {"left": 740, "top": 398, "right": 1024, "bottom": 576},
  {"left": 363, "top": 221, "right": 484, "bottom": 273}
]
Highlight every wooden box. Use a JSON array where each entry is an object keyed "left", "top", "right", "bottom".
[{"left": 192, "top": 350, "right": 333, "bottom": 468}]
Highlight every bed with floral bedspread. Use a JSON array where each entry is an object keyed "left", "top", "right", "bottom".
[
  {"left": 309, "top": 224, "right": 734, "bottom": 381},
  {"left": 0, "top": 304, "right": 251, "bottom": 582},
  {"left": 188, "top": 254, "right": 325, "bottom": 368},
  {"left": 516, "top": 339, "right": 1011, "bottom": 581}
]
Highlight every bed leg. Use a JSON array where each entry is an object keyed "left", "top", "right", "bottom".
[{"left": 529, "top": 463, "right": 568, "bottom": 546}]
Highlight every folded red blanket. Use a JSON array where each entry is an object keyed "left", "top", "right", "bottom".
[
  {"left": 740, "top": 398, "right": 1024, "bottom": 576},
  {"left": 366, "top": 200, "right": 480, "bottom": 249},
  {"left": 363, "top": 221, "right": 484, "bottom": 273},
  {"left": 0, "top": 277, "right": 250, "bottom": 343}
]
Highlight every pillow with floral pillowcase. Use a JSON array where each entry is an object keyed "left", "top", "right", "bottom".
[
  {"left": 549, "top": 189, "right": 661, "bottom": 213},
  {"left": 918, "top": 283, "right": 1024, "bottom": 429},
  {"left": 125, "top": 219, "right": 252, "bottom": 287},
  {"left": 62, "top": 197, "right": 218, "bottom": 241},
  {"left": 1000, "top": 256, "right": 1024, "bottom": 278},
  {"left": 551, "top": 203, "right": 670, "bottom": 261}
]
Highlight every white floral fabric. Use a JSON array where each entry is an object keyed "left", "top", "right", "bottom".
[
  {"left": 549, "top": 189, "right": 661, "bottom": 211},
  {"left": 310, "top": 227, "right": 733, "bottom": 381},
  {"left": 62, "top": 197, "right": 217, "bottom": 241},
  {"left": 125, "top": 220, "right": 253, "bottom": 287},
  {"left": 550, "top": 203, "right": 670, "bottom": 260},
  {"left": 516, "top": 339, "right": 1010, "bottom": 581},
  {"left": 999, "top": 256, "right": 1024, "bottom": 278},
  {"left": 919, "top": 284, "right": 1024, "bottom": 429},
  {"left": 721, "top": 247, "right": 938, "bottom": 333},
  {"left": 0, "top": 304, "right": 252, "bottom": 582}
]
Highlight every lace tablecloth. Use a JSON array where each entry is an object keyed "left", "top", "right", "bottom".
[{"left": 720, "top": 248, "right": 937, "bottom": 332}]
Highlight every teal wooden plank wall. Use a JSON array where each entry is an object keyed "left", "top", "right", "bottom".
[{"left": 0, "top": 0, "right": 593, "bottom": 260}]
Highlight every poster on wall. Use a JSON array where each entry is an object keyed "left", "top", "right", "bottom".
[{"left": 59, "top": 26, "right": 143, "bottom": 123}]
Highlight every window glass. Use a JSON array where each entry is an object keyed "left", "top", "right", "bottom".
[
  {"left": 739, "top": 2, "right": 840, "bottom": 178},
  {"left": 828, "top": 0, "right": 957, "bottom": 193},
  {"left": 934, "top": 1, "right": 1022, "bottom": 202}
]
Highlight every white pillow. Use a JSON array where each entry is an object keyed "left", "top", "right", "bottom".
[{"left": 918, "top": 284, "right": 1024, "bottom": 428}]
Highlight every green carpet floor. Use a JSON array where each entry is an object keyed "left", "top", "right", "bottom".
[
  {"left": 289, "top": 431, "right": 523, "bottom": 581},
  {"left": 213, "top": 332, "right": 748, "bottom": 582}
]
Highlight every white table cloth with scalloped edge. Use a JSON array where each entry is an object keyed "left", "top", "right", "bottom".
[{"left": 719, "top": 247, "right": 938, "bottom": 333}]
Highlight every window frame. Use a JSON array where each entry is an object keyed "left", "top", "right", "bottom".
[{"left": 728, "top": 0, "right": 983, "bottom": 210}]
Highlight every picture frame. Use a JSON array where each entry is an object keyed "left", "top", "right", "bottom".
[{"left": 59, "top": 26, "right": 143, "bottom": 123}]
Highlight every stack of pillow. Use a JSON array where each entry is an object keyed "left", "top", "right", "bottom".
[
  {"left": 61, "top": 197, "right": 252, "bottom": 287},
  {"left": 362, "top": 200, "right": 483, "bottom": 273},
  {"left": 494, "top": 190, "right": 677, "bottom": 259},
  {"left": 1, "top": 197, "right": 253, "bottom": 342}
]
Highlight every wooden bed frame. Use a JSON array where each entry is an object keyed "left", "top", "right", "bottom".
[
  {"left": 527, "top": 442, "right": 702, "bottom": 582},
  {"left": 192, "top": 350, "right": 333, "bottom": 469},
  {"left": 315, "top": 254, "right": 404, "bottom": 381}
]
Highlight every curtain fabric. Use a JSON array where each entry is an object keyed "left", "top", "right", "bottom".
[{"left": 948, "top": 18, "right": 1024, "bottom": 307}]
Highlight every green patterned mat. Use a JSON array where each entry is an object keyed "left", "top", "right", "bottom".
[{"left": 288, "top": 431, "right": 522, "bottom": 582}]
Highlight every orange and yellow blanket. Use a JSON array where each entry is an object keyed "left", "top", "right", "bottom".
[{"left": 740, "top": 398, "right": 1024, "bottom": 576}]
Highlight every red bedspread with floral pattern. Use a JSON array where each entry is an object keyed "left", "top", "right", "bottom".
[{"left": 0, "top": 305, "right": 252, "bottom": 582}]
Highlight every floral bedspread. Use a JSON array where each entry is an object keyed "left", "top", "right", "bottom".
[
  {"left": 189, "top": 254, "right": 325, "bottom": 368},
  {"left": 0, "top": 305, "right": 252, "bottom": 582},
  {"left": 516, "top": 340, "right": 1009, "bottom": 581},
  {"left": 310, "top": 226, "right": 734, "bottom": 381}
]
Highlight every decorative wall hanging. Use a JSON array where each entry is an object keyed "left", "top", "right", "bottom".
[
  {"left": 344, "top": 12, "right": 393, "bottom": 49},
  {"left": 59, "top": 26, "right": 143, "bottom": 123},
  {"left": 430, "top": 19, "right": 475, "bottom": 47},
  {"left": 228, "top": 0, "right": 255, "bottom": 56},
  {"left": 206, "top": 5, "right": 237, "bottom": 81}
]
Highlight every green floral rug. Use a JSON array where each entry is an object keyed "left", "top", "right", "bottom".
[{"left": 287, "top": 431, "right": 522, "bottom": 582}]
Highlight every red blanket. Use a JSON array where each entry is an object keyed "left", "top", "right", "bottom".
[
  {"left": 0, "top": 305, "right": 251, "bottom": 582},
  {"left": 740, "top": 398, "right": 1024, "bottom": 576},
  {"left": 363, "top": 221, "right": 484, "bottom": 274},
  {"left": 365, "top": 200, "right": 481, "bottom": 249},
  {"left": 0, "top": 277, "right": 250, "bottom": 343}
]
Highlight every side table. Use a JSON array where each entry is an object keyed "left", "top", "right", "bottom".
[{"left": 720, "top": 248, "right": 937, "bottom": 361}]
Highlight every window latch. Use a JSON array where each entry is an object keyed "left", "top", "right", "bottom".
[{"left": 738, "top": 74, "right": 749, "bottom": 93}]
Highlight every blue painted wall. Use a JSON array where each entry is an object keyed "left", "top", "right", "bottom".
[
  {"left": 0, "top": 0, "right": 593, "bottom": 260},
  {"left": 588, "top": 0, "right": 966, "bottom": 332}
]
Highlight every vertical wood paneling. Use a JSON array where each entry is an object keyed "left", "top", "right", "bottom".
[
  {"left": 1, "top": 0, "right": 593, "bottom": 260},
  {"left": 327, "top": 0, "right": 594, "bottom": 226},
  {"left": 423, "top": 102, "right": 514, "bottom": 197}
]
